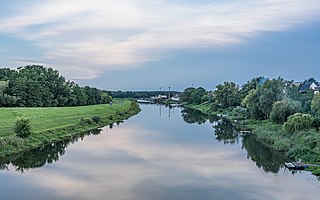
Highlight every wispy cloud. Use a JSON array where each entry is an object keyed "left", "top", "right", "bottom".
[{"left": 0, "top": 0, "right": 319, "bottom": 79}]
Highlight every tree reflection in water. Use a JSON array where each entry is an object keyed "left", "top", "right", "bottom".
[
  {"left": 181, "top": 107, "right": 286, "bottom": 173},
  {"left": 213, "top": 118, "right": 239, "bottom": 144},
  {"left": 181, "top": 108, "right": 218, "bottom": 125},
  {"left": 0, "top": 128, "right": 104, "bottom": 173},
  {"left": 242, "top": 135, "right": 285, "bottom": 173}
]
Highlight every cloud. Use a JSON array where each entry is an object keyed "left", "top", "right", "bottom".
[{"left": 0, "top": 0, "right": 319, "bottom": 79}]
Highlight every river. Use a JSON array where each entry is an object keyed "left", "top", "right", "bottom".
[{"left": 0, "top": 104, "right": 319, "bottom": 200}]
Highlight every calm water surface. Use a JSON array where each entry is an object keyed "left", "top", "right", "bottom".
[{"left": 0, "top": 104, "right": 319, "bottom": 200}]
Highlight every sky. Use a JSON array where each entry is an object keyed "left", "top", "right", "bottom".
[{"left": 0, "top": 0, "right": 320, "bottom": 91}]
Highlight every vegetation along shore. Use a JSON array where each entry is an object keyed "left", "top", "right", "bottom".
[
  {"left": 0, "top": 66, "right": 141, "bottom": 157},
  {"left": 180, "top": 77, "right": 320, "bottom": 176}
]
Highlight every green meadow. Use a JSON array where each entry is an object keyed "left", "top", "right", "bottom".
[{"left": 0, "top": 99, "right": 140, "bottom": 156}]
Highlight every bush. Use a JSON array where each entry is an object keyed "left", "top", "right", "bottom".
[
  {"left": 91, "top": 116, "right": 101, "bottom": 123},
  {"left": 283, "top": 113, "right": 314, "bottom": 133},
  {"left": 80, "top": 117, "right": 94, "bottom": 125},
  {"left": 270, "top": 99, "right": 301, "bottom": 124},
  {"left": 15, "top": 117, "right": 32, "bottom": 138},
  {"left": 0, "top": 136, "right": 24, "bottom": 150},
  {"left": 231, "top": 106, "right": 249, "bottom": 120}
]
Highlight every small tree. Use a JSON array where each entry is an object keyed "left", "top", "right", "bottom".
[
  {"left": 15, "top": 117, "right": 32, "bottom": 138},
  {"left": 283, "top": 113, "right": 314, "bottom": 133}
]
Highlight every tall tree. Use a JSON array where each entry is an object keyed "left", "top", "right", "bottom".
[
  {"left": 242, "top": 89, "right": 265, "bottom": 119},
  {"left": 257, "top": 78, "right": 284, "bottom": 118},
  {"left": 180, "top": 87, "right": 196, "bottom": 104},
  {"left": 0, "top": 65, "right": 110, "bottom": 107},
  {"left": 214, "top": 82, "right": 241, "bottom": 108},
  {"left": 240, "top": 76, "right": 266, "bottom": 99}
]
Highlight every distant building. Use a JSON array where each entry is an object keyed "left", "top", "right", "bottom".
[
  {"left": 293, "top": 82, "right": 302, "bottom": 87},
  {"left": 151, "top": 94, "right": 168, "bottom": 100},
  {"left": 299, "top": 82, "right": 320, "bottom": 93},
  {"left": 258, "top": 77, "right": 267, "bottom": 85},
  {"left": 170, "top": 94, "right": 180, "bottom": 101}
]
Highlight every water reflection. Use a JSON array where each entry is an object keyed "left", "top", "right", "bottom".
[
  {"left": 181, "top": 108, "right": 285, "bottom": 173},
  {"left": 181, "top": 108, "right": 218, "bottom": 124},
  {"left": 213, "top": 118, "right": 239, "bottom": 144},
  {"left": 0, "top": 107, "right": 296, "bottom": 175},
  {"left": 242, "top": 135, "right": 286, "bottom": 173},
  {"left": 158, "top": 104, "right": 178, "bottom": 118},
  {"left": 0, "top": 104, "right": 319, "bottom": 200},
  {"left": 0, "top": 128, "right": 103, "bottom": 173}
]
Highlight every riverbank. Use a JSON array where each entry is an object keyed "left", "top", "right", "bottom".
[
  {"left": 186, "top": 103, "right": 320, "bottom": 176},
  {"left": 0, "top": 99, "right": 141, "bottom": 157}
]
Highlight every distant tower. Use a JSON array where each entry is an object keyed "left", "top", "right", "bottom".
[{"left": 168, "top": 86, "right": 171, "bottom": 99}]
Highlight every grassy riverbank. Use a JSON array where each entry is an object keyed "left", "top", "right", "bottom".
[
  {"left": 0, "top": 99, "right": 140, "bottom": 157},
  {"left": 186, "top": 103, "right": 320, "bottom": 176}
]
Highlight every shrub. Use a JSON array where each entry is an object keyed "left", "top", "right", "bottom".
[
  {"left": 15, "top": 117, "right": 32, "bottom": 138},
  {"left": 270, "top": 99, "right": 301, "bottom": 124},
  {"left": 91, "top": 116, "right": 101, "bottom": 124},
  {"left": 80, "top": 117, "right": 94, "bottom": 125},
  {"left": 0, "top": 136, "right": 24, "bottom": 150},
  {"left": 311, "top": 168, "right": 320, "bottom": 176},
  {"left": 283, "top": 113, "right": 314, "bottom": 133},
  {"left": 231, "top": 106, "right": 249, "bottom": 120}
]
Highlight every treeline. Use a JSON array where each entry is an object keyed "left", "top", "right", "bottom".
[
  {"left": 181, "top": 77, "right": 320, "bottom": 132},
  {"left": 0, "top": 65, "right": 111, "bottom": 107},
  {"left": 110, "top": 90, "right": 180, "bottom": 98}
]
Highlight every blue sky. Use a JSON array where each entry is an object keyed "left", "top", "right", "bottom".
[{"left": 0, "top": 0, "right": 320, "bottom": 91}]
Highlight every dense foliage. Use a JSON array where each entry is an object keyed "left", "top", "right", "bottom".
[
  {"left": 270, "top": 99, "right": 302, "bottom": 124},
  {"left": 283, "top": 113, "right": 314, "bottom": 133},
  {"left": 213, "top": 82, "right": 241, "bottom": 109},
  {"left": 180, "top": 76, "right": 319, "bottom": 131},
  {"left": 311, "top": 94, "right": 320, "bottom": 115},
  {"left": 180, "top": 87, "right": 207, "bottom": 105},
  {"left": 0, "top": 65, "right": 111, "bottom": 107},
  {"left": 180, "top": 76, "right": 320, "bottom": 167}
]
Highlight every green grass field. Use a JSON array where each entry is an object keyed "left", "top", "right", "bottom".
[
  {"left": 0, "top": 99, "right": 132, "bottom": 137},
  {"left": 0, "top": 99, "right": 141, "bottom": 156}
]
